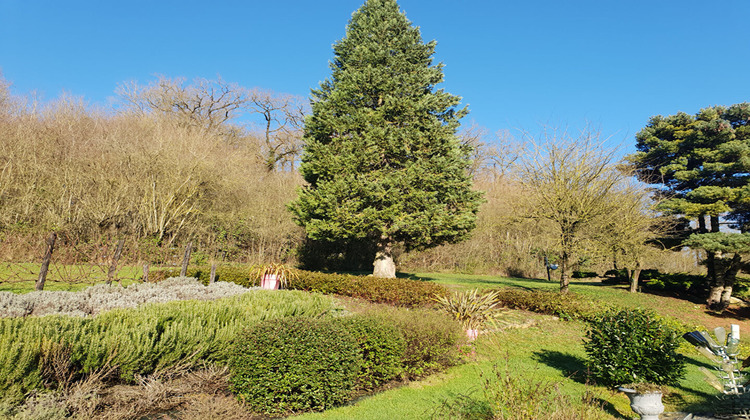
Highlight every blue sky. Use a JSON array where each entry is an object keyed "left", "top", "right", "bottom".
[{"left": 1, "top": 0, "right": 749, "bottom": 154}]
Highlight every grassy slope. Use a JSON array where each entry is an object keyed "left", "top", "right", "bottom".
[
  {"left": 417, "top": 272, "right": 750, "bottom": 333},
  {"left": 296, "top": 272, "right": 733, "bottom": 419},
  {"left": 0, "top": 268, "right": 736, "bottom": 418}
]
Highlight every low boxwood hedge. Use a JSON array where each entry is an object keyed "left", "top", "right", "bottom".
[{"left": 152, "top": 266, "right": 448, "bottom": 307}]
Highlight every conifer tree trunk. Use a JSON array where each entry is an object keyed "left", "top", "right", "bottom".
[
  {"left": 708, "top": 253, "right": 742, "bottom": 311},
  {"left": 373, "top": 235, "right": 396, "bottom": 278}
]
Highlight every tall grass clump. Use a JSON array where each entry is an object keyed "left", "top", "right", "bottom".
[{"left": 433, "top": 360, "right": 611, "bottom": 420}]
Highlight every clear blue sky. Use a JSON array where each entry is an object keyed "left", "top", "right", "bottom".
[{"left": 1, "top": 0, "right": 749, "bottom": 154}]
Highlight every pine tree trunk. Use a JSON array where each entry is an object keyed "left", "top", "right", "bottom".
[
  {"left": 707, "top": 253, "right": 743, "bottom": 311},
  {"left": 712, "top": 253, "right": 743, "bottom": 311},
  {"left": 373, "top": 236, "right": 396, "bottom": 278},
  {"left": 707, "top": 280, "right": 725, "bottom": 310}
]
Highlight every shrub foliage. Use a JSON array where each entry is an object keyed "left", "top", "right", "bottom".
[
  {"left": 493, "top": 288, "right": 603, "bottom": 321},
  {"left": 583, "top": 308, "right": 686, "bottom": 386},
  {"left": 155, "top": 266, "right": 448, "bottom": 307},
  {"left": 339, "top": 315, "right": 406, "bottom": 390},
  {"left": 0, "top": 291, "right": 335, "bottom": 401},
  {"left": 229, "top": 317, "right": 361, "bottom": 414}
]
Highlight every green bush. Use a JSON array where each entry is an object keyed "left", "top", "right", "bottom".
[
  {"left": 290, "top": 271, "right": 449, "bottom": 307},
  {"left": 228, "top": 317, "right": 361, "bottom": 415},
  {"left": 572, "top": 270, "right": 599, "bottom": 278},
  {"left": 493, "top": 288, "right": 603, "bottom": 321},
  {"left": 583, "top": 308, "right": 686, "bottom": 386},
  {"left": 150, "top": 265, "right": 253, "bottom": 287},
  {"left": 365, "top": 307, "right": 464, "bottom": 379},
  {"left": 0, "top": 291, "right": 336, "bottom": 400},
  {"left": 151, "top": 267, "right": 448, "bottom": 307},
  {"left": 339, "top": 315, "right": 406, "bottom": 389}
]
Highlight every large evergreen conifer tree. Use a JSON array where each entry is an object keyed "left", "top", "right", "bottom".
[
  {"left": 290, "top": 0, "right": 482, "bottom": 278},
  {"left": 629, "top": 102, "right": 750, "bottom": 310}
]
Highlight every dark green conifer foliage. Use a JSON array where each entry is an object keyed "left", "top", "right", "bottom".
[
  {"left": 628, "top": 102, "right": 750, "bottom": 310},
  {"left": 290, "top": 0, "right": 482, "bottom": 277}
]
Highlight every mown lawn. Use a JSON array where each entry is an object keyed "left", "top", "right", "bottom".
[
  {"left": 0, "top": 263, "right": 143, "bottom": 293},
  {"left": 296, "top": 272, "right": 739, "bottom": 419},
  {"left": 296, "top": 313, "right": 718, "bottom": 419},
  {"left": 0, "top": 267, "right": 740, "bottom": 418}
]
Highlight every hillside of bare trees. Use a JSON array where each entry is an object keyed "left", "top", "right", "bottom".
[{"left": 0, "top": 75, "right": 698, "bottom": 279}]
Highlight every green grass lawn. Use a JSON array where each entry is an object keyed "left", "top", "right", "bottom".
[
  {"left": 0, "top": 262, "right": 142, "bottom": 293},
  {"left": 296, "top": 315, "right": 718, "bottom": 419},
  {"left": 295, "top": 272, "right": 736, "bottom": 419}
]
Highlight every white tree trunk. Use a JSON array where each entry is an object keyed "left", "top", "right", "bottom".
[{"left": 373, "top": 236, "right": 396, "bottom": 278}]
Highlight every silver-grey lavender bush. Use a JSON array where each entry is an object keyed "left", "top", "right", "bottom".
[{"left": 0, "top": 277, "right": 258, "bottom": 318}]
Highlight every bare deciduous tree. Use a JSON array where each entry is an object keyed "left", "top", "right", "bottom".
[
  {"left": 117, "top": 76, "right": 249, "bottom": 133},
  {"left": 515, "top": 129, "right": 623, "bottom": 293},
  {"left": 247, "top": 90, "right": 307, "bottom": 171}
]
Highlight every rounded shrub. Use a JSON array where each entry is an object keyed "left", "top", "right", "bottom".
[
  {"left": 228, "top": 317, "right": 361, "bottom": 415},
  {"left": 339, "top": 315, "right": 406, "bottom": 389},
  {"left": 583, "top": 308, "right": 686, "bottom": 386},
  {"left": 372, "top": 307, "right": 464, "bottom": 379}
]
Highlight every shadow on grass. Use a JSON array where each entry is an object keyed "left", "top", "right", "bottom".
[
  {"left": 530, "top": 349, "right": 720, "bottom": 417},
  {"left": 532, "top": 350, "right": 589, "bottom": 384},
  {"left": 530, "top": 350, "right": 623, "bottom": 418}
]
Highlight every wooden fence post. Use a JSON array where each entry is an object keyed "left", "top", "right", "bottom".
[
  {"left": 36, "top": 232, "right": 57, "bottom": 291},
  {"left": 142, "top": 262, "right": 150, "bottom": 283},
  {"left": 107, "top": 238, "right": 125, "bottom": 285},
  {"left": 180, "top": 241, "right": 193, "bottom": 277},
  {"left": 209, "top": 263, "right": 217, "bottom": 284}
]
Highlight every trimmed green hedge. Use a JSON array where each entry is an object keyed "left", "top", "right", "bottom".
[
  {"left": 228, "top": 310, "right": 464, "bottom": 414},
  {"left": 492, "top": 287, "right": 605, "bottom": 321},
  {"left": 152, "top": 266, "right": 448, "bottom": 307},
  {"left": 229, "top": 317, "right": 361, "bottom": 415}
]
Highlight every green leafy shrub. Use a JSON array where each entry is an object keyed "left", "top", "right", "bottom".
[
  {"left": 641, "top": 272, "right": 707, "bottom": 294},
  {"left": 572, "top": 270, "right": 599, "bottom": 278},
  {"left": 365, "top": 307, "right": 464, "bottom": 379},
  {"left": 339, "top": 315, "right": 406, "bottom": 389},
  {"left": 583, "top": 308, "right": 686, "bottom": 386},
  {"left": 152, "top": 267, "right": 448, "bottom": 307},
  {"left": 493, "top": 288, "right": 603, "bottom": 321},
  {"left": 0, "top": 291, "right": 336, "bottom": 399},
  {"left": 228, "top": 317, "right": 361, "bottom": 415},
  {"left": 150, "top": 265, "right": 253, "bottom": 287}
]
